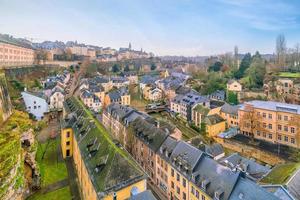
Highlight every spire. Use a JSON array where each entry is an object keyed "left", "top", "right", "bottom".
[{"left": 129, "top": 42, "right": 132, "bottom": 50}]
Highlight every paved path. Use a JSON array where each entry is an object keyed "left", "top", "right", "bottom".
[
  {"left": 40, "top": 179, "right": 69, "bottom": 194},
  {"left": 66, "top": 158, "right": 81, "bottom": 200},
  {"left": 147, "top": 182, "right": 167, "bottom": 200}
]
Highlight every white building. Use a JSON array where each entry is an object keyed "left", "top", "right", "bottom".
[
  {"left": 49, "top": 87, "right": 65, "bottom": 110},
  {"left": 22, "top": 91, "right": 49, "bottom": 120}
]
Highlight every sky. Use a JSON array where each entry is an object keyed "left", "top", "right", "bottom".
[{"left": 1, "top": 0, "right": 300, "bottom": 56}]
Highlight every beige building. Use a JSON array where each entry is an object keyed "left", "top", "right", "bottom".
[
  {"left": 227, "top": 80, "right": 242, "bottom": 92},
  {"left": 239, "top": 100, "right": 300, "bottom": 149},
  {"left": 0, "top": 37, "right": 35, "bottom": 67}
]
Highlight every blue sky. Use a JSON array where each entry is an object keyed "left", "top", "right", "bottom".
[{"left": 1, "top": 0, "right": 300, "bottom": 56}]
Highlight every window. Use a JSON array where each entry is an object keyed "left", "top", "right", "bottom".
[
  {"left": 263, "top": 132, "right": 266, "bottom": 138},
  {"left": 268, "top": 114, "right": 272, "bottom": 119},
  {"left": 66, "top": 141, "right": 70, "bottom": 145},
  {"left": 284, "top": 126, "right": 288, "bottom": 132},
  {"left": 278, "top": 135, "right": 282, "bottom": 140},
  {"left": 291, "top": 127, "right": 295, "bottom": 133},
  {"left": 268, "top": 124, "right": 272, "bottom": 129},
  {"left": 157, "top": 168, "right": 160, "bottom": 175},
  {"left": 256, "top": 131, "right": 260, "bottom": 136},
  {"left": 34, "top": 106, "right": 37, "bottom": 109},
  {"left": 171, "top": 169, "right": 174, "bottom": 177},
  {"left": 176, "top": 173, "right": 180, "bottom": 182},
  {"left": 66, "top": 132, "right": 70, "bottom": 137},
  {"left": 268, "top": 134, "right": 272, "bottom": 139},
  {"left": 278, "top": 115, "right": 282, "bottom": 120},
  {"left": 182, "top": 178, "right": 186, "bottom": 187},
  {"left": 263, "top": 123, "right": 267, "bottom": 128},
  {"left": 191, "top": 186, "right": 195, "bottom": 195},
  {"left": 196, "top": 190, "right": 199, "bottom": 198},
  {"left": 202, "top": 195, "right": 206, "bottom": 200},
  {"left": 284, "top": 136, "right": 288, "bottom": 142},
  {"left": 257, "top": 112, "right": 260, "bottom": 116},
  {"left": 278, "top": 125, "right": 282, "bottom": 131},
  {"left": 171, "top": 181, "right": 174, "bottom": 189},
  {"left": 284, "top": 116, "right": 288, "bottom": 121},
  {"left": 176, "top": 186, "right": 180, "bottom": 194},
  {"left": 291, "top": 138, "right": 295, "bottom": 144},
  {"left": 183, "top": 192, "right": 186, "bottom": 200},
  {"left": 262, "top": 113, "right": 266, "bottom": 118}
]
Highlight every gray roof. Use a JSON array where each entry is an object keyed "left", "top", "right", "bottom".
[
  {"left": 129, "top": 190, "right": 157, "bottom": 200},
  {"left": 200, "top": 143, "right": 224, "bottom": 158},
  {"left": 130, "top": 117, "right": 169, "bottom": 152},
  {"left": 205, "top": 114, "right": 225, "bottom": 125},
  {"left": 229, "top": 177, "right": 279, "bottom": 200},
  {"left": 140, "top": 75, "right": 159, "bottom": 84},
  {"left": 262, "top": 185, "right": 295, "bottom": 200},
  {"left": 107, "top": 87, "right": 129, "bottom": 101},
  {"left": 240, "top": 100, "right": 300, "bottom": 114},
  {"left": 221, "top": 103, "right": 240, "bottom": 115},
  {"left": 169, "top": 141, "right": 204, "bottom": 175},
  {"left": 221, "top": 153, "right": 271, "bottom": 181},
  {"left": 172, "top": 90, "right": 209, "bottom": 107}
]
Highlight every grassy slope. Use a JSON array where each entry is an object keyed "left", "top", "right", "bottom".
[
  {"left": 260, "top": 162, "right": 300, "bottom": 184},
  {"left": 36, "top": 139, "right": 68, "bottom": 186},
  {"left": 27, "top": 186, "right": 71, "bottom": 200},
  {"left": 278, "top": 72, "right": 300, "bottom": 78}
]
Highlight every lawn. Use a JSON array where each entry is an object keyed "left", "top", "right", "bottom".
[
  {"left": 260, "top": 162, "right": 300, "bottom": 184},
  {"left": 37, "top": 139, "right": 68, "bottom": 186},
  {"left": 27, "top": 186, "right": 71, "bottom": 200},
  {"left": 278, "top": 72, "right": 300, "bottom": 78}
]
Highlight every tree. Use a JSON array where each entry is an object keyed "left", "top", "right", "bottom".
[
  {"left": 246, "top": 51, "right": 266, "bottom": 88},
  {"left": 234, "top": 45, "right": 239, "bottom": 70},
  {"left": 234, "top": 53, "right": 252, "bottom": 79},
  {"left": 150, "top": 63, "right": 157, "bottom": 71},
  {"left": 124, "top": 65, "right": 130, "bottom": 72},
  {"left": 112, "top": 64, "right": 120, "bottom": 73},
  {"left": 227, "top": 91, "right": 238, "bottom": 105},
  {"left": 276, "top": 34, "right": 287, "bottom": 68},
  {"left": 239, "top": 104, "right": 266, "bottom": 142},
  {"left": 208, "top": 61, "right": 223, "bottom": 72}
]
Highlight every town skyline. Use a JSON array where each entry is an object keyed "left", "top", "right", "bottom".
[{"left": 1, "top": 0, "right": 300, "bottom": 56}]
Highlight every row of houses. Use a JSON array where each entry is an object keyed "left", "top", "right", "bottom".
[
  {"left": 60, "top": 98, "right": 156, "bottom": 200},
  {"left": 22, "top": 70, "right": 71, "bottom": 120},
  {"left": 79, "top": 75, "right": 131, "bottom": 112},
  {"left": 101, "top": 103, "right": 285, "bottom": 200}
]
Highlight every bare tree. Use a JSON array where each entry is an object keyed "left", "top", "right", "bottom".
[{"left": 276, "top": 34, "right": 287, "bottom": 69}]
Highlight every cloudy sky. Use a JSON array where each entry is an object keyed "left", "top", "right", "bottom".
[{"left": 1, "top": 0, "right": 300, "bottom": 56}]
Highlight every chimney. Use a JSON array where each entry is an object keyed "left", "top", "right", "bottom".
[{"left": 156, "top": 121, "right": 160, "bottom": 128}]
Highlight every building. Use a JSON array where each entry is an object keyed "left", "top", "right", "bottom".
[
  {"left": 129, "top": 190, "right": 157, "bottom": 200},
  {"left": 104, "top": 87, "right": 130, "bottom": 107},
  {"left": 61, "top": 98, "right": 147, "bottom": 200},
  {"left": 49, "top": 87, "right": 65, "bottom": 110},
  {"left": 0, "top": 34, "right": 35, "bottom": 67},
  {"left": 143, "top": 84, "right": 163, "bottom": 101},
  {"left": 205, "top": 114, "right": 226, "bottom": 137},
  {"left": 21, "top": 91, "right": 49, "bottom": 120},
  {"left": 239, "top": 100, "right": 300, "bottom": 149},
  {"left": 80, "top": 89, "right": 102, "bottom": 112},
  {"left": 170, "top": 91, "right": 210, "bottom": 122},
  {"left": 121, "top": 71, "right": 138, "bottom": 84},
  {"left": 199, "top": 143, "right": 225, "bottom": 160},
  {"left": 220, "top": 103, "right": 240, "bottom": 128},
  {"left": 157, "top": 139, "right": 279, "bottom": 200},
  {"left": 111, "top": 76, "right": 130, "bottom": 88},
  {"left": 68, "top": 46, "right": 88, "bottom": 56},
  {"left": 227, "top": 80, "right": 242, "bottom": 92},
  {"left": 208, "top": 90, "right": 226, "bottom": 101},
  {"left": 129, "top": 117, "right": 169, "bottom": 184},
  {"left": 192, "top": 104, "right": 210, "bottom": 127}
]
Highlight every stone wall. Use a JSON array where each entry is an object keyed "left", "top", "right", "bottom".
[
  {"left": 0, "top": 72, "right": 12, "bottom": 123},
  {"left": 215, "top": 137, "right": 285, "bottom": 165}
]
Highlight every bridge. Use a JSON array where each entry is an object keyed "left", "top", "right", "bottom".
[{"left": 145, "top": 105, "right": 168, "bottom": 114}]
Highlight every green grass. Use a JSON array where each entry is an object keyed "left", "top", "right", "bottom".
[
  {"left": 26, "top": 186, "right": 71, "bottom": 200},
  {"left": 37, "top": 139, "right": 68, "bottom": 186},
  {"left": 260, "top": 162, "right": 300, "bottom": 184},
  {"left": 278, "top": 72, "right": 300, "bottom": 78}
]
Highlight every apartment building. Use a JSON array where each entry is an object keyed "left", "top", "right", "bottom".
[
  {"left": 61, "top": 98, "right": 148, "bottom": 200},
  {"left": 0, "top": 35, "right": 35, "bottom": 67},
  {"left": 239, "top": 100, "right": 300, "bottom": 148},
  {"left": 170, "top": 91, "right": 210, "bottom": 122},
  {"left": 80, "top": 89, "right": 102, "bottom": 112},
  {"left": 104, "top": 87, "right": 130, "bottom": 107},
  {"left": 157, "top": 139, "right": 279, "bottom": 200},
  {"left": 143, "top": 84, "right": 163, "bottom": 101}
]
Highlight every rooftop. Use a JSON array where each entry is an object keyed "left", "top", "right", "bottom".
[
  {"left": 62, "top": 98, "right": 146, "bottom": 198},
  {"left": 240, "top": 100, "right": 300, "bottom": 114},
  {"left": 205, "top": 114, "right": 225, "bottom": 125}
]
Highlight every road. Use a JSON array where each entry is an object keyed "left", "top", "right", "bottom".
[{"left": 287, "top": 168, "right": 300, "bottom": 200}]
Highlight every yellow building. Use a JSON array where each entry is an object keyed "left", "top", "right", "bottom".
[
  {"left": 104, "top": 87, "right": 130, "bottom": 107},
  {"left": 61, "top": 98, "right": 147, "bottom": 200},
  {"left": 239, "top": 100, "right": 300, "bottom": 149},
  {"left": 227, "top": 80, "right": 242, "bottom": 92},
  {"left": 205, "top": 114, "right": 226, "bottom": 137}
]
